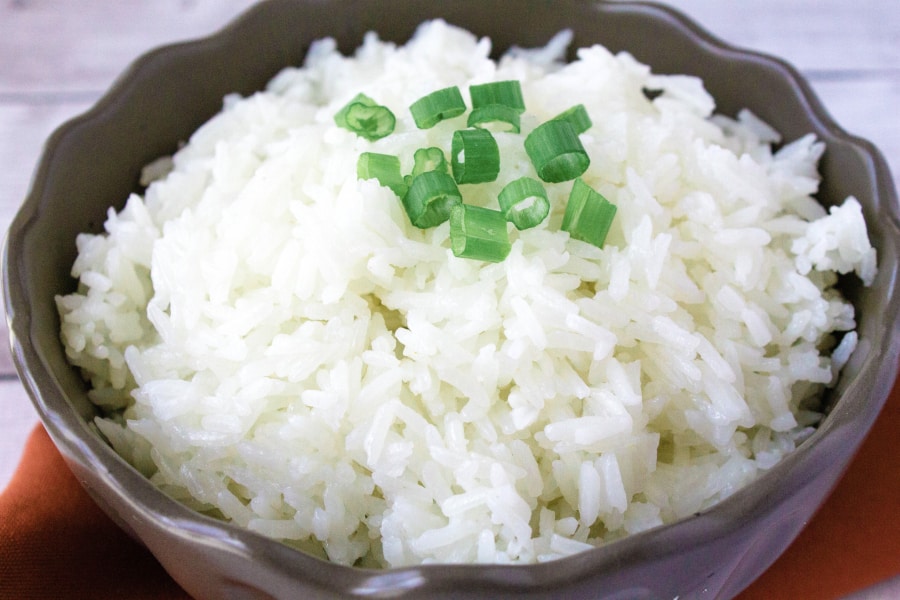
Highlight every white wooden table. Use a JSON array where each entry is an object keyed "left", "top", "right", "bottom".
[{"left": 1, "top": 1, "right": 898, "bottom": 597}]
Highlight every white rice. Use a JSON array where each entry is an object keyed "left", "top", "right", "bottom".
[{"left": 56, "top": 20, "right": 876, "bottom": 567}]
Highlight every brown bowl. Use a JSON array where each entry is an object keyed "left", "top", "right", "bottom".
[{"left": 5, "top": 1, "right": 900, "bottom": 598}]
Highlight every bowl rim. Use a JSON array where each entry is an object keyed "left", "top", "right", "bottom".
[{"left": 4, "top": 0, "right": 900, "bottom": 596}]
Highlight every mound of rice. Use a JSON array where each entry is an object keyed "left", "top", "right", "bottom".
[{"left": 56, "top": 20, "right": 876, "bottom": 567}]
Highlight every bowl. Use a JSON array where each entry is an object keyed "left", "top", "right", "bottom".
[{"left": 5, "top": 1, "right": 900, "bottom": 598}]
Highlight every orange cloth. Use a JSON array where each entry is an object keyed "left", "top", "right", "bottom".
[
  {"left": 0, "top": 426, "right": 190, "bottom": 600},
  {"left": 1, "top": 383, "right": 898, "bottom": 599}
]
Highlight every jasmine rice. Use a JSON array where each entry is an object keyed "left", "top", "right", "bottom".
[{"left": 56, "top": 20, "right": 876, "bottom": 567}]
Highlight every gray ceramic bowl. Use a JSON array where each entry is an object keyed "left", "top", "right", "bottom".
[{"left": 5, "top": 1, "right": 900, "bottom": 598}]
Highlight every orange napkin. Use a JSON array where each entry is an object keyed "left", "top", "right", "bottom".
[{"left": 2, "top": 382, "right": 898, "bottom": 600}]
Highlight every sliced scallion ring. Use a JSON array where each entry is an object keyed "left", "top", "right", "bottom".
[
  {"left": 524, "top": 119, "right": 590, "bottom": 183},
  {"left": 412, "top": 146, "right": 449, "bottom": 177},
  {"left": 498, "top": 177, "right": 550, "bottom": 230},
  {"left": 561, "top": 178, "right": 617, "bottom": 248},
  {"left": 552, "top": 104, "right": 592, "bottom": 134},
  {"left": 450, "top": 204, "right": 511, "bottom": 262},
  {"left": 451, "top": 128, "right": 501, "bottom": 184},
  {"left": 467, "top": 104, "right": 521, "bottom": 133},
  {"left": 402, "top": 170, "right": 462, "bottom": 228},
  {"left": 409, "top": 86, "right": 467, "bottom": 129},
  {"left": 334, "top": 93, "right": 396, "bottom": 141},
  {"left": 469, "top": 80, "right": 526, "bottom": 113},
  {"left": 335, "top": 93, "right": 374, "bottom": 128},
  {"left": 357, "top": 152, "right": 407, "bottom": 197}
]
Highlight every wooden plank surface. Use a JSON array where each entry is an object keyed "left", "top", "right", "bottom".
[{"left": 1, "top": 0, "right": 898, "bottom": 596}]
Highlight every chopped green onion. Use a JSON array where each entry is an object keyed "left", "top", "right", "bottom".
[
  {"left": 450, "top": 204, "right": 511, "bottom": 262},
  {"left": 402, "top": 170, "right": 462, "bottom": 228},
  {"left": 334, "top": 93, "right": 395, "bottom": 141},
  {"left": 345, "top": 105, "right": 396, "bottom": 141},
  {"left": 552, "top": 104, "right": 592, "bottom": 134},
  {"left": 409, "top": 86, "right": 467, "bottom": 129},
  {"left": 524, "top": 119, "right": 590, "bottom": 183},
  {"left": 467, "top": 104, "right": 521, "bottom": 133},
  {"left": 412, "top": 147, "right": 449, "bottom": 177},
  {"left": 469, "top": 80, "right": 526, "bottom": 113},
  {"left": 451, "top": 128, "right": 501, "bottom": 184},
  {"left": 357, "top": 152, "right": 407, "bottom": 197},
  {"left": 335, "top": 93, "right": 374, "bottom": 127},
  {"left": 498, "top": 177, "right": 550, "bottom": 230},
  {"left": 561, "top": 178, "right": 617, "bottom": 248}
]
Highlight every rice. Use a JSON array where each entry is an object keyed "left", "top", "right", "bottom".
[{"left": 56, "top": 20, "right": 876, "bottom": 567}]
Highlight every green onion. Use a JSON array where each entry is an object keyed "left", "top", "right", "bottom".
[
  {"left": 469, "top": 80, "right": 526, "bottom": 113},
  {"left": 561, "top": 178, "right": 617, "bottom": 248},
  {"left": 552, "top": 104, "right": 592, "bottom": 135},
  {"left": 467, "top": 104, "right": 521, "bottom": 133},
  {"left": 450, "top": 204, "right": 511, "bottom": 262},
  {"left": 335, "top": 93, "right": 373, "bottom": 128},
  {"left": 334, "top": 93, "right": 395, "bottom": 141},
  {"left": 524, "top": 119, "right": 590, "bottom": 183},
  {"left": 451, "top": 128, "right": 501, "bottom": 184},
  {"left": 345, "top": 104, "right": 396, "bottom": 141},
  {"left": 498, "top": 177, "right": 550, "bottom": 230},
  {"left": 412, "top": 146, "right": 449, "bottom": 177},
  {"left": 409, "top": 86, "right": 467, "bottom": 129},
  {"left": 402, "top": 170, "right": 462, "bottom": 228},
  {"left": 357, "top": 152, "right": 407, "bottom": 197}
]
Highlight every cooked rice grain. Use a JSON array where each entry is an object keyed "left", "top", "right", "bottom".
[{"left": 57, "top": 20, "right": 876, "bottom": 567}]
